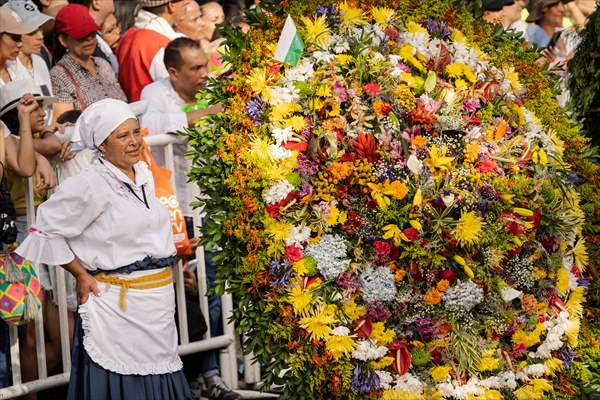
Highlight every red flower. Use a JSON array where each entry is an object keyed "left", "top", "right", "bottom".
[
  {"left": 282, "top": 141, "right": 308, "bottom": 152},
  {"left": 267, "top": 64, "right": 281, "bottom": 75},
  {"left": 429, "top": 347, "right": 444, "bottom": 364},
  {"left": 403, "top": 227, "right": 419, "bottom": 242},
  {"left": 477, "top": 158, "right": 498, "bottom": 173},
  {"left": 266, "top": 204, "right": 280, "bottom": 218},
  {"left": 285, "top": 246, "right": 303, "bottom": 263},
  {"left": 384, "top": 27, "right": 399, "bottom": 41},
  {"left": 389, "top": 340, "right": 411, "bottom": 375},
  {"left": 353, "top": 317, "right": 372, "bottom": 337},
  {"left": 363, "top": 82, "right": 381, "bottom": 97},
  {"left": 373, "top": 240, "right": 391, "bottom": 256},
  {"left": 340, "top": 153, "right": 355, "bottom": 162},
  {"left": 440, "top": 269, "right": 457, "bottom": 283}
]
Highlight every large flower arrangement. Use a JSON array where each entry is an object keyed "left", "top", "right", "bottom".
[{"left": 186, "top": 1, "right": 598, "bottom": 399}]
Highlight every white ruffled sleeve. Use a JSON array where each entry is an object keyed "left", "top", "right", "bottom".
[{"left": 16, "top": 172, "right": 108, "bottom": 265}]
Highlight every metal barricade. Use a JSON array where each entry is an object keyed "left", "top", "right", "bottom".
[{"left": 0, "top": 134, "right": 262, "bottom": 398}]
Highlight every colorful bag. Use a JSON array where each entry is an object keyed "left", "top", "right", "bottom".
[
  {"left": 0, "top": 252, "right": 42, "bottom": 325},
  {"left": 138, "top": 129, "right": 192, "bottom": 256}
]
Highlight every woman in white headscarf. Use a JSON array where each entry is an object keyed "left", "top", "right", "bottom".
[{"left": 16, "top": 99, "right": 194, "bottom": 400}]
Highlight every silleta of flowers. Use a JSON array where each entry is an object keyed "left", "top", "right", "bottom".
[{"left": 189, "top": 3, "right": 593, "bottom": 399}]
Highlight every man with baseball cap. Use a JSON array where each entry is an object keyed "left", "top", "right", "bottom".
[{"left": 116, "top": 0, "right": 191, "bottom": 102}]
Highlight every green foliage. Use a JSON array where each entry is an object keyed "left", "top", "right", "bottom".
[{"left": 569, "top": 8, "right": 600, "bottom": 112}]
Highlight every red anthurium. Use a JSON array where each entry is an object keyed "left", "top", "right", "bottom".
[
  {"left": 389, "top": 340, "right": 411, "bottom": 375},
  {"left": 353, "top": 317, "right": 372, "bottom": 338}
]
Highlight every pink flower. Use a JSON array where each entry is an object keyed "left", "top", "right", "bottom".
[
  {"left": 363, "top": 82, "right": 381, "bottom": 97},
  {"left": 285, "top": 246, "right": 303, "bottom": 262}
]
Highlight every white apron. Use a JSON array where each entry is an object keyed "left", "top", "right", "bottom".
[{"left": 79, "top": 268, "right": 183, "bottom": 375}]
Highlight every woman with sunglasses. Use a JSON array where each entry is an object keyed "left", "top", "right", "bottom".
[{"left": 0, "top": 6, "right": 35, "bottom": 86}]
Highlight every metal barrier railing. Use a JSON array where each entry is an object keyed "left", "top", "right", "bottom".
[{"left": 0, "top": 134, "right": 261, "bottom": 398}]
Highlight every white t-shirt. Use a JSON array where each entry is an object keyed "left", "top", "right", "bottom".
[{"left": 7, "top": 54, "right": 53, "bottom": 95}]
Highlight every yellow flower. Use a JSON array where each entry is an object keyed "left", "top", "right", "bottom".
[
  {"left": 467, "top": 390, "right": 503, "bottom": 400},
  {"left": 426, "top": 145, "right": 454, "bottom": 173},
  {"left": 572, "top": 238, "right": 589, "bottom": 271},
  {"left": 325, "top": 332, "right": 355, "bottom": 359},
  {"left": 271, "top": 102, "right": 302, "bottom": 123},
  {"left": 455, "top": 211, "right": 483, "bottom": 247},
  {"left": 301, "top": 15, "right": 331, "bottom": 47},
  {"left": 450, "top": 29, "right": 466, "bottom": 43},
  {"left": 503, "top": 66, "right": 522, "bottom": 93},
  {"left": 367, "top": 180, "right": 407, "bottom": 209},
  {"left": 371, "top": 7, "right": 395, "bottom": 27},
  {"left": 413, "top": 189, "right": 422, "bottom": 206},
  {"left": 287, "top": 283, "right": 313, "bottom": 315},
  {"left": 336, "top": 54, "right": 353, "bottom": 66},
  {"left": 339, "top": 2, "right": 367, "bottom": 28},
  {"left": 567, "top": 286, "right": 585, "bottom": 319},
  {"left": 464, "top": 143, "right": 480, "bottom": 164},
  {"left": 326, "top": 205, "right": 340, "bottom": 226},
  {"left": 299, "top": 303, "right": 337, "bottom": 340},
  {"left": 285, "top": 115, "right": 306, "bottom": 132},
  {"left": 293, "top": 259, "right": 308, "bottom": 276},
  {"left": 369, "top": 356, "right": 394, "bottom": 370},
  {"left": 371, "top": 322, "right": 396, "bottom": 345},
  {"left": 430, "top": 365, "right": 451, "bottom": 383},
  {"left": 513, "top": 379, "right": 553, "bottom": 400},
  {"left": 556, "top": 267, "right": 570, "bottom": 294},
  {"left": 565, "top": 317, "right": 580, "bottom": 347},
  {"left": 406, "top": 21, "right": 428, "bottom": 36},
  {"left": 400, "top": 44, "right": 425, "bottom": 72},
  {"left": 544, "top": 357, "right": 564, "bottom": 377},
  {"left": 246, "top": 67, "right": 270, "bottom": 98},
  {"left": 383, "top": 224, "right": 407, "bottom": 246},
  {"left": 344, "top": 297, "right": 366, "bottom": 320},
  {"left": 478, "top": 356, "right": 499, "bottom": 372},
  {"left": 265, "top": 217, "right": 291, "bottom": 243}
]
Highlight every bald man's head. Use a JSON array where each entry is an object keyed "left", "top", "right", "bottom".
[{"left": 200, "top": 1, "right": 225, "bottom": 24}]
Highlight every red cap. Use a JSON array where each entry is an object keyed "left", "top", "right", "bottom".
[{"left": 54, "top": 4, "right": 100, "bottom": 40}]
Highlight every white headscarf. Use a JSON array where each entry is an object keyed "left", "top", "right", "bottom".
[{"left": 72, "top": 99, "right": 137, "bottom": 158}]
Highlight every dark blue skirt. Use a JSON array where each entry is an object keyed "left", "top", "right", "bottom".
[{"left": 67, "top": 312, "right": 195, "bottom": 400}]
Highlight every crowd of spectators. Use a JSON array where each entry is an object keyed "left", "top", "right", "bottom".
[{"left": 0, "top": 0, "right": 596, "bottom": 399}]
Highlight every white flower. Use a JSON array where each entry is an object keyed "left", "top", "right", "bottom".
[
  {"left": 501, "top": 286, "right": 522, "bottom": 303},
  {"left": 351, "top": 340, "right": 388, "bottom": 361},
  {"left": 285, "top": 226, "right": 311, "bottom": 246},
  {"left": 269, "top": 145, "right": 292, "bottom": 161},
  {"left": 393, "top": 373, "right": 424, "bottom": 394},
  {"left": 376, "top": 370, "right": 394, "bottom": 390},
  {"left": 521, "top": 363, "right": 546, "bottom": 378},
  {"left": 272, "top": 126, "right": 294, "bottom": 145},
  {"left": 312, "top": 51, "right": 335, "bottom": 63},
  {"left": 436, "top": 378, "right": 484, "bottom": 399},
  {"left": 285, "top": 59, "right": 314, "bottom": 82},
  {"left": 270, "top": 85, "right": 300, "bottom": 105},
  {"left": 407, "top": 153, "right": 422, "bottom": 175},
  {"left": 529, "top": 311, "right": 569, "bottom": 359},
  {"left": 332, "top": 326, "right": 351, "bottom": 336},
  {"left": 263, "top": 180, "right": 294, "bottom": 204},
  {"left": 479, "top": 371, "right": 517, "bottom": 390}
]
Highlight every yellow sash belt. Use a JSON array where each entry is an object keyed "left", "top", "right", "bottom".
[{"left": 95, "top": 268, "right": 173, "bottom": 311}]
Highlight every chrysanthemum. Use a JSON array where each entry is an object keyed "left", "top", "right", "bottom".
[
  {"left": 455, "top": 211, "right": 482, "bottom": 246},
  {"left": 325, "top": 327, "right": 356, "bottom": 359},
  {"left": 299, "top": 303, "right": 336, "bottom": 340},
  {"left": 301, "top": 15, "right": 331, "bottom": 48}
]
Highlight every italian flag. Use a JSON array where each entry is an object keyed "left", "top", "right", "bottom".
[{"left": 274, "top": 15, "right": 304, "bottom": 67}]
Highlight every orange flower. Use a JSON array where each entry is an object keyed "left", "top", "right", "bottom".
[
  {"left": 412, "top": 135, "right": 428, "bottom": 147},
  {"left": 395, "top": 268, "right": 406, "bottom": 282},
  {"left": 424, "top": 288, "right": 442, "bottom": 305},
  {"left": 436, "top": 279, "right": 450, "bottom": 292},
  {"left": 330, "top": 161, "right": 354, "bottom": 181}
]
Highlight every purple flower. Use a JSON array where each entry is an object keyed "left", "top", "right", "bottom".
[
  {"left": 560, "top": 346, "right": 575, "bottom": 370},
  {"left": 298, "top": 116, "right": 313, "bottom": 141},
  {"left": 463, "top": 99, "right": 481, "bottom": 113},
  {"left": 415, "top": 317, "right": 436, "bottom": 341},
  {"left": 351, "top": 367, "right": 380, "bottom": 395},
  {"left": 245, "top": 97, "right": 267, "bottom": 123},
  {"left": 297, "top": 154, "right": 319, "bottom": 178},
  {"left": 426, "top": 19, "right": 452, "bottom": 38},
  {"left": 269, "top": 260, "right": 292, "bottom": 289},
  {"left": 479, "top": 184, "right": 498, "bottom": 200},
  {"left": 367, "top": 301, "right": 391, "bottom": 322}
]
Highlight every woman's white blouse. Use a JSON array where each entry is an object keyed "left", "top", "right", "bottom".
[{"left": 16, "top": 159, "right": 176, "bottom": 270}]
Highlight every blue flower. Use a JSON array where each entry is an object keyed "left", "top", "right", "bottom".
[{"left": 350, "top": 367, "right": 380, "bottom": 395}]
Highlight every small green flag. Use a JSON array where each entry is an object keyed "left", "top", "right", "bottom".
[{"left": 274, "top": 15, "right": 304, "bottom": 67}]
